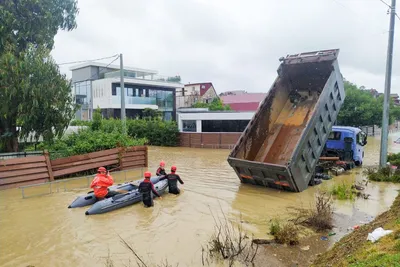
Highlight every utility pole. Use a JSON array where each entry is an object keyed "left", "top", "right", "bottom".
[
  {"left": 380, "top": 0, "right": 396, "bottom": 167},
  {"left": 120, "top": 53, "right": 126, "bottom": 135}
]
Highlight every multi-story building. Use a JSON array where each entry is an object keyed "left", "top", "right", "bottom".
[
  {"left": 220, "top": 92, "right": 267, "bottom": 111},
  {"left": 70, "top": 62, "right": 183, "bottom": 121},
  {"left": 175, "top": 82, "right": 218, "bottom": 109}
]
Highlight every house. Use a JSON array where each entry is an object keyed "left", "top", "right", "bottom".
[
  {"left": 391, "top": 94, "right": 400, "bottom": 105},
  {"left": 220, "top": 93, "right": 267, "bottom": 111},
  {"left": 70, "top": 62, "right": 183, "bottom": 121},
  {"left": 175, "top": 82, "right": 218, "bottom": 109}
]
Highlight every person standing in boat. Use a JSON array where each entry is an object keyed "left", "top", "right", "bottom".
[
  {"left": 90, "top": 167, "right": 123, "bottom": 199},
  {"left": 138, "top": 171, "right": 162, "bottom": 207},
  {"left": 160, "top": 166, "right": 184, "bottom": 195},
  {"left": 156, "top": 161, "right": 167, "bottom": 176}
]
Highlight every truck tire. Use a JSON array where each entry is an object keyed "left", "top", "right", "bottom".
[{"left": 355, "top": 161, "right": 362, "bottom": 166}]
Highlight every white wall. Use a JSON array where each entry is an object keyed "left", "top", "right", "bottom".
[{"left": 177, "top": 111, "right": 255, "bottom": 132}]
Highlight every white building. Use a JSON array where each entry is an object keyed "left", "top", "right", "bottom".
[
  {"left": 70, "top": 62, "right": 183, "bottom": 121},
  {"left": 176, "top": 108, "right": 254, "bottom": 133}
]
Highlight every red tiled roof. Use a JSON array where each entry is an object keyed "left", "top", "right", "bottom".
[
  {"left": 220, "top": 93, "right": 267, "bottom": 104},
  {"left": 228, "top": 102, "right": 261, "bottom": 111}
]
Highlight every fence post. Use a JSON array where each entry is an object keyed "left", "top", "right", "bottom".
[
  {"left": 44, "top": 150, "right": 54, "bottom": 181},
  {"left": 144, "top": 146, "right": 148, "bottom": 168},
  {"left": 118, "top": 147, "right": 124, "bottom": 171}
]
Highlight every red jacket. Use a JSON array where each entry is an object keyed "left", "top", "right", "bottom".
[{"left": 90, "top": 174, "right": 114, "bottom": 198}]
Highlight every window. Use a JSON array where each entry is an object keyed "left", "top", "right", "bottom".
[
  {"left": 201, "top": 120, "right": 250, "bottom": 132},
  {"left": 328, "top": 131, "right": 341, "bottom": 141},
  {"left": 112, "top": 87, "right": 117, "bottom": 96},
  {"left": 127, "top": 88, "right": 134, "bottom": 96},
  {"left": 182, "top": 120, "right": 196, "bottom": 132}
]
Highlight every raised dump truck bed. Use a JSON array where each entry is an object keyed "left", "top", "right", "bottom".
[{"left": 227, "top": 49, "right": 345, "bottom": 192}]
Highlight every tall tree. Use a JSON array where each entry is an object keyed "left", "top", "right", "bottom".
[
  {"left": 337, "top": 81, "right": 400, "bottom": 127},
  {"left": 0, "top": 0, "right": 79, "bottom": 152},
  {"left": 0, "top": 0, "right": 78, "bottom": 53}
]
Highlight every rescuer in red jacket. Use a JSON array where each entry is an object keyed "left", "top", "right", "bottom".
[{"left": 90, "top": 167, "right": 123, "bottom": 199}]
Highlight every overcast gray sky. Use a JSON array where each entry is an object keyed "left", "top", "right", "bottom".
[{"left": 51, "top": 0, "right": 400, "bottom": 94}]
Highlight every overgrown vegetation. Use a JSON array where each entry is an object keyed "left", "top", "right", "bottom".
[
  {"left": 312, "top": 192, "right": 400, "bottom": 267},
  {"left": 192, "top": 98, "right": 232, "bottom": 111},
  {"left": 35, "top": 129, "right": 147, "bottom": 159},
  {"left": 268, "top": 220, "right": 300, "bottom": 246},
  {"left": 291, "top": 191, "right": 334, "bottom": 231},
  {"left": 70, "top": 108, "right": 179, "bottom": 147},
  {"left": 202, "top": 209, "right": 259, "bottom": 267},
  {"left": 364, "top": 164, "right": 400, "bottom": 183}
]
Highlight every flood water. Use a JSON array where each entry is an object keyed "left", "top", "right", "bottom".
[{"left": 1, "top": 133, "right": 400, "bottom": 267}]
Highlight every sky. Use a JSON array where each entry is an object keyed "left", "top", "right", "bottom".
[{"left": 51, "top": 0, "right": 400, "bottom": 94}]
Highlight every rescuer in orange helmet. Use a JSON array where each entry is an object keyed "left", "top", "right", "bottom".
[
  {"left": 156, "top": 161, "right": 167, "bottom": 176},
  {"left": 138, "top": 171, "right": 162, "bottom": 207},
  {"left": 160, "top": 166, "right": 184, "bottom": 195},
  {"left": 90, "top": 167, "right": 124, "bottom": 199}
]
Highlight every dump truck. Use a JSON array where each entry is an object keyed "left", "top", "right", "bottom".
[{"left": 227, "top": 49, "right": 345, "bottom": 192}]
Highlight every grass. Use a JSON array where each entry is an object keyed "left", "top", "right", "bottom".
[
  {"left": 329, "top": 182, "right": 357, "bottom": 200},
  {"left": 311, "top": 192, "right": 400, "bottom": 267}
]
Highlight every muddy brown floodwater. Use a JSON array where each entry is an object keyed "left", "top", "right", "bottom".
[{"left": 1, "top": 133, "right": 400, "bottom": 267}]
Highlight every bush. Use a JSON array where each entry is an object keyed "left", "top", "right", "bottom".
[
  {"left": 291, "top": 191, "right": 334, "bottom": 231},
  {"left": 79, "top": 118, "right": 179, "bottom": 147},
  {"left": 269, "top": 221, "right": 299, "bottom": 245},
  {"left": 38, "top": 128, "right": 147, "bottom": 159},
  {"left": 330, "top": 182, "right": 357, "bottom": 200},
  {"left": 365, "top": 166, "right": 400, "bottom": 183}
]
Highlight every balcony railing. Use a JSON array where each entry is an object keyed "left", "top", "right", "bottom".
[
  {"left": 112, "top": 96, "right": 157, "bottom": 105},
  {"left": 104, "top": 71, "right": 181, "bottom": 84}
]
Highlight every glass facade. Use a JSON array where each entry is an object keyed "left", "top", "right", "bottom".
[
  {"left": 201, "top": 120, "right": 250, "bottom": 132},
  {"left": 111, "top": 83, "right": 175, "bottom": 121},
  {"left": 74, "top": 81, "right": 91, "bottom": 120}
]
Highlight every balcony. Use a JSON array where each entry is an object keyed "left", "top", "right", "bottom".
[
  {"left": 112, "top": 96, "right": 157, "bottom": 105},
  {"left": 104, "top": 70, "right": 181, "bottom": 84}
]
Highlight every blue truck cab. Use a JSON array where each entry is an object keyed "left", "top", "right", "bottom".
[{"left": 324, "top": 126, "right": 367, "bottom": 166}]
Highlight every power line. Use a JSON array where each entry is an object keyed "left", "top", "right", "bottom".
[
  {"left": 71, "top": 55, "right": 120, "bottom": 84},
  {"left": 379, "top": 0, "right": 391, "bottom": 8},
  {"left": 58, "top": 54, "right": 119, "bottom": 66}
]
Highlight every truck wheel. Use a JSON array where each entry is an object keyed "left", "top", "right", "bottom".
[{"left": 355, "top": 161, "right": 362, "bottom": 166}]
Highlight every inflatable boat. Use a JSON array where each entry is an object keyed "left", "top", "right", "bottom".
[
  {"left": 85, "top": 177, "right": 168, "bottom": 215},
  {"left": 68, "top": 177, "right": 160, "bottom": 208}
]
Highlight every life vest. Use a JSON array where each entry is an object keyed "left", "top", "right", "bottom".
[{"left": 90, "top": 174, "right": 114, "bottom": 198}]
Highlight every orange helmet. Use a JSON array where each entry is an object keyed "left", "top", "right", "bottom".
[
  {"left": 160, "top": 161, "right": 165, "bottom": 167},
  {"left": 144, "top": 171, "right": 151, "bottom": 178},
  {"left": 171, "top": 166, "right": 177, "bottom": 172},
  {"left": 97, "top": 167, "right": 106, "bottom": 173}
]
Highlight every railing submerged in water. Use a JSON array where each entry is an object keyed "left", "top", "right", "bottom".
[{"left": 0, "top": 151, "right": 44, "bottom": 160}]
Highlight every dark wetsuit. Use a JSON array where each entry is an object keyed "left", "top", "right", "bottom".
[
  {"left": 138, "top": 179, "right": 161, "bottom": 207},
  {"left": 156, "top": 167, "right": 167, "bottom": 176},
  {"left": 160, "top": 173, "right": 184, "bottom": 195}
]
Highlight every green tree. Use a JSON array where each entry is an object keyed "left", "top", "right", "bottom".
[
  {"left": 0, "top": 45, "right": 76, "bottom": 151},
  {"left": 192, "top": 98, "right": 231, "bottom": 111},
  {"left": 0, "top": 0, "right": 78, "bottom": 54},
  {"left": 167, "top": 76, "right": 181, "bottom": 83},
  {"left": 337, "top": 81, "right": 400, "bottom": 127},
  {"left": 142, "top": 108, "right": 162, "bottom": 120},
  {"left": 0, "top": 0, "right": 79, "bottom": 152},
  {"left": 91, "top": 107, "right": 103, "bottom": 131}
]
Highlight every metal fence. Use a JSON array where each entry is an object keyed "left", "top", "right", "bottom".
[
  {"left": 19, "top": 167, "right": 145, "bottom": 199},
  {"left": 0, "top": 151, "right": 44, "bottom": 160}
]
